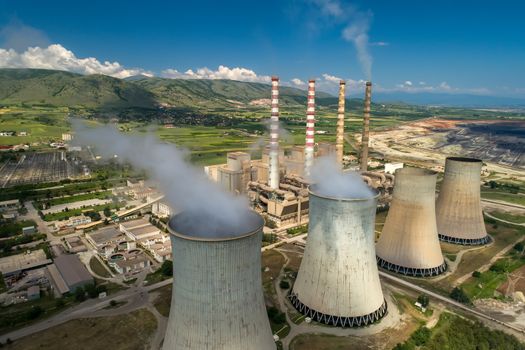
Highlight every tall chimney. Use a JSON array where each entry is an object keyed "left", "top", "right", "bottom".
[
  {"left": 304, "top": 79, "right": 316, "bottom": 177},
  {"left": 360, "top": 82, "right": 372, "bottom": 171},
  {"left": 268, "top": 77, "right": 280, "bottom": 189},
  {"left": 336, "top": 80, "right": 346, "bottom": 166}
]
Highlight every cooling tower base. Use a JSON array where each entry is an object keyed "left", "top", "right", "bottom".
[
  {"left": 438, "top": 233, "right": 491, "bottom": 246},
  {"left": 288, "top": 293, "right": 387, "bottom": 328},
  {"left": 376, "top": 256, "right": 447, "bottom": 277}
]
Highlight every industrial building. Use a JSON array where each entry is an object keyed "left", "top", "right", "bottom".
[
  {"left": 0, "top": 250, "right": 52, "bottom": 279},
  {"left": 436, "top": 157, "right": 490, "bottom": 245},
  {"left": 47, "top": 254, "right": 93, "bottom": 295},
  {"left": 290, "top": 186, "right": 387, "bottom": 327},
  {"left": 163, "top": 211, "right": 275, "bottom": 350},
  {"left": 376, "top": 168, "right": 447, "bottom": 277}
]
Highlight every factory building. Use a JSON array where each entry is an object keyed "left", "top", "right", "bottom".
[
  {"left": 436, "top": 157, "right": 490, "bottom": 245},
  {"left": 0, "top": 250, "right": 52, "bottom": 279},
  {"left": 376, "top": 168, "right": 447, "bottom": 277},
  {"left": 47, "top": 254, "right": 93, "bottom": 295},
  {"left": 163, "top": 211, "right": 275, "bottom": 350},
  {"left": 290, "top": 187, "right": 387, "bottom": 327}
]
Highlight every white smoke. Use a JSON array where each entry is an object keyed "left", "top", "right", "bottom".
[
  {"left": 309, "top": 156, "right": 374, "bottom": 199},
  {"left": 311, "top": 1, "right": 375, "bottom": 80},
  {"left": 73, "top": 121, "right": 253, "bottom": 238}
]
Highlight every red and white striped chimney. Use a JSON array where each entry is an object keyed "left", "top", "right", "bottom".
[
  {"left": 304, "top": 79, "right": 316, "bottom": 177},
  {"left": 268, "top": 77, "right": 280, "bottom": 189}
]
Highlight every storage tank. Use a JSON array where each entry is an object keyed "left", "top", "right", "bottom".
[
  {"left": 289, "top": 186, "right": 387, "bottom": 327},
  {"left": 163, "top": 210, "right": 275, "bottom": 350},
  {"left": 376, "top": 168, "right": 447, "bottom": 277},
  {"left": 436, "top": 157, "right": 490, "bottom": 245}
]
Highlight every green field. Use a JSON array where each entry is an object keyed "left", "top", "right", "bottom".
[
  {"left": 489, "top": 211, "right": 525, "bottom": 224},
  {"left": 42, "top": 190, "right": 112, "bottom": 207},
  {"left": 481, "top": 191, "right": 525, "bottom": 206}
]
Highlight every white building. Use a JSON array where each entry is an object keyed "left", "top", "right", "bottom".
[{"left": 385, "top": 162, "right": 404, "bottom": 174}]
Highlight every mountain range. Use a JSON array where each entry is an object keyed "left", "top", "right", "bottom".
[{"left": 0, "top": 68, "right": 524, "bottom": 111}]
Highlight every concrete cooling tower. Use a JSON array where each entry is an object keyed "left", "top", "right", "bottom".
[
  {"left": 376, "top": 168, "right": 447, "bottom": 277},
  {"left": 163, "top": 211, "right": 275, "bottom": 350},
  {"left": 436, "top": 157, "right": 490, "bottom": 245},
  {"left": 289, "top": 187, "right": 387, "bottom": 327}
]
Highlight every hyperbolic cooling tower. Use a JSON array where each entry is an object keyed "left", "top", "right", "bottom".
[
  {"left": 436, "top": 157, "right": 490, "bottom": 245},
  {"left": 376, "top": 168, "right": 447, "bottom": 277},
  {"left": 163, "top": 211, "right": 275, "bottom": 350},
  {"left": 289, "top": 187, "right": 387, "bottom": 327},
  {"left": 360, "top": 82, "right": 372, "bottom": 171},
  {"left": 304, "top": 79, "right": 316, "bottom": 177},
  {"left": 335, "top": 80, "right": 346, "bottom": 166},
  {"left": 268, "top": 76, "right": 280, "bottom": 189}
]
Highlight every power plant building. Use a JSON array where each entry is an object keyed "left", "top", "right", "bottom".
[
  {"left": 163, "top": 211, "right": 275, "bottom": 350},
  {"left": 290, "top": 187, "right": 387, "bottom": 327},
  {"left": 436, "top": 157, "right": 490, "bottom": 245},
  {"left": 376, "top": 168, "right": 447, "bottom": 277}
]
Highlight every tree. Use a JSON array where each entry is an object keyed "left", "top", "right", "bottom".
[
  {"left": 75, "top": 286, "right": 86, "bottom": 302},
  {"left": 279, "top": 280, "right": 290, "bottom": 290},
  {"left": 27, "top": 306, "right": 44, "bottom": 320},
  {"left": 55, "top": 298, "right": 65, "bottom": 308},
  {"left": 85, "top": 283, "right": 98, "bottom": 298},
  {"left": 411, "top": 327, "right": 431, "bottom": 346},
  {"left": 417, "top": 294, "right": 429, "bottom": 308},
  {"left": 160, "top": 260, "right": 173, "bottom": 276},
  {"left": 103, "top": 207, "right": 111, "bottom": 217},
  {"left": 450, "top": 287, "right": 470, "bottom": 304},
  {"left": 109, "top": 300, "right": 117, "bottom": 307},
  {"left": 472, "top": 271, "right": 482, "bottom": 278}
]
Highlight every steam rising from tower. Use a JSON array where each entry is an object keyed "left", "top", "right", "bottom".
[
  {"left": 336, "top": 80, "right": 346, "bottom": 166},
  {"left": 268, "top": 77, "right": 280, "bottom": 189},
  {"left": 360, "top": 81, "right": 372, "bottom": 171},
  {"left": 304, "top": 79, "right": 316, "bottom": 177}
]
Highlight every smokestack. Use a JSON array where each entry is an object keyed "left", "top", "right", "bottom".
[
  {"left": 376, "top": 168, "right": 447, "bottom": 277},
  {"left": 290, "top": 187, "right": 387, "bottom": 327},
  {"left": 304, "top": 79, "right": 316, "bottom": 177},
  {"left": 336, "top": 80, "right": 346, "bottom": 166},
  {"left": 436, "top": 157, "right": 490, "bottom": 245},
  {"left": 163, "top": 211, "right": 275, "bottom": 349},
  {"left": 268, "top": 77, "right": 280, "bottom": 189},
  {"left": 360, "top": 82, "right": 372, "bottom": 171}
]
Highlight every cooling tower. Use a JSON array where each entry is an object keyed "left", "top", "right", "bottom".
[
  {"left": 268, "top": 77, "right": 280, "bottom": 189},
  {"left": 376, "top": 168, "right": 447, "bottom": 277},
  {"left": 336, "top": 80, "right": 346, "bottom": 166},
  {"left": 304, "top": 79, "right": 316, "bottom": 177},
  {"left": 436, "top": 157, "right": 490, "bottom": 245},
  {"left": 163, "top": 211, "right": 275, "bottom": 350},
  {"left": 360, "top": 82, "right": 372, "bottom": 171},
  {"left": 289, "top": 187, "right": 387, "bottom": 327}
]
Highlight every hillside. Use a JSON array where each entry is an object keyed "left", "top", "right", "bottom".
[
  {"left": 0, "top": 69, "right": 157, "bottom": 109},
  {"left": 0, "top": 68, "right": 338, "bottom": 111}
]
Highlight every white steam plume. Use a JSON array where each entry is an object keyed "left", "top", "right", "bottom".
[
  {"left": 73, "top": 121, "right": 252, "bottom": 238},
  {"left": 342, "top": 9, "right": 373, "bottom": 80},
  {"left": 309, "top": 156, "right": 374, "bottom": 199}
]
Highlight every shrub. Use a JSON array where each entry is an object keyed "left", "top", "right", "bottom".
[
  {"left": 160, "top": 260, "right": 173, "bottom": 276},
  {"left": 450, "top": 287, "right": 470, "bottom": 304},
  {"left": 472, "top": 271, "right": 482, "bottom": 278},
  {"left": 417, "top": 294, "right": 429, "bottom": 308},
  {"left": 279, "top": 280, "right": 290, "bottom": 290}
]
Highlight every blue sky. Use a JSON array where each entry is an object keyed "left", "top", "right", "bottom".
[{"left": 0, "top": 0, "right": 524, "bottom": 97}]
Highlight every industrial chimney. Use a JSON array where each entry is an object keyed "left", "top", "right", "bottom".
[
  {"left": 360, "top": 82, "right": 372, "bottom": 171},
  {"left": 376, "top": 168, "right": 447, "bottom": 277},
  {"left": 268, "top": 77, "right": 280, "bottom": 189},
  {"left": 304, "top": 79, "right": 316, "bottom": 177},
  {"left": 289, "top": 187, "right": 387, "bottom": 327},
  {"left": 163, "top": 211, "right": 275, "bottom": 350},
  {"left": 436, "top": 157, "right": 490, "bottom": 245},
  {"left": 336, "top": 80, "right": 346, "bottom": 166}
]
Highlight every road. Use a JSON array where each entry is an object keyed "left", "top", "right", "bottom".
[{"left": 378, "top": 271, "right": 525, "bottom": 336}]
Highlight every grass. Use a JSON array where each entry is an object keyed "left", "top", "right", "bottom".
[
  {"left": 42, "top": 202, "right": 123, "bottom": 221},
  {"left": 261, "top": 250, "right": 286, "bottom": 307},
  {"left": 151, "top": 284, "right": 172, "bottom": 317},
  {"left": 489, "top": 210, "right": 525, "bottom": 224},
  {"left": 481, "top": 191, "right": 525, "bottom": 206},
  {"left": 89, "top": 256, "right": 111, "bottom": 278},
  {"left": 4, "top": 309, "right": 157, "bottom": 350},
  {"left": 43, "top": 190, "right": 112, "bottom": 207}
]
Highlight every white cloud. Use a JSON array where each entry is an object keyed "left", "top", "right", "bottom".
[
  {"left": 371, "top": 41, "right": 389, "bottom": 46},
  {"left": 0, "top": 44, "right": 151, "bottom": 78},
  {"left": 291, "top": 78, "right": 306, "bottom": 86},
  {"left": 161, "top": 65, "right": 271, "bottom": 83},
  {"left": 404, "top": 80, "right": 413, "bottom": 86},
  {"left": 322, "top": 73, "right": 343, "bottom": 83}
]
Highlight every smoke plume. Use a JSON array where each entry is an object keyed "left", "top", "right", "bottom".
[
  {"left": 73, "top": 121, "right": 254, "bottom": 238},
  {"left": 309, "top": 156, "right": 374, "bottom": 199}
]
